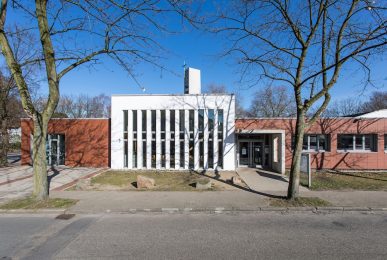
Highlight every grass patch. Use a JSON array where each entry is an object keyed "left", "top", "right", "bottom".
[
  {"left": 0, "top": 197, "right": 77, "bottom": 210},
  {"left": 269, "top": 197, "right": 331, "bottom": 207},
  {"left": 90, "top": 170, "right": 220, "bottom": 191},
  {"left": 299, "top": 171, "right": 387, "bottom": 191}
]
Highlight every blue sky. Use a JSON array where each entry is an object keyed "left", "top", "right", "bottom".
[
  {"left": 59, "top": 26, "right": 386, "bottom": 109},
  {"left": 5, "top": 1, "right": 387, "bottom": 109}
]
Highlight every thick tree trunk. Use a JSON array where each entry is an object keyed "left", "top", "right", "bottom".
[
  {"left": 0, "top": 117, "right": 8, "bottom": 166},
  {"left": 32, "top": 114, "right": 49, "bottom": 200},
  {"left": 287, "top": 110, "right": 306, "bottom": 200}
]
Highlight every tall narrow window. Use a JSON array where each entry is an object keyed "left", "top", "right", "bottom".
[
  {"left": 179, "top": 110, "right": 185, "bottom": 168},
  {"left": 170, "top": 110, "right": 175, "bottom": 168},
  {"left": 161, "top": 110, "right": 166, "bottom": 168},
  {"left": 189, "top": 110, "right": 194, "bottom": 168},
  {"left": 199, "top": 109, "right": 204, "bottom": 168},
  {"left": 132, "top": 110, "right": 137, "bottom": 168},
  {"left": 123, "top": 110, "right": 128, "bottom": 167},
  {"left": 218, "top": 109, "right": 224, "bottom": 169},
  {"left": 142, "top": 110, "right": 147, "bottom": 168},
  {"left": 208, "top": 109, "right": 214, "bottom": 168}
]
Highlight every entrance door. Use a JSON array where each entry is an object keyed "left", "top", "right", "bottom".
[
  {"left": 239, "top": 142, "right": 249, "bottom": 166},
  {"left": 252, "top": 142, "right": 263, "bottom": 167},
  {"left": 50, "top": 139, "right": 58, "bottom": 166},
  {"left": 46, "top": 134, "right": 65, "bottom": 166},
  {"left": 238, "top": 141, "right": 264, "bottom": 167}
]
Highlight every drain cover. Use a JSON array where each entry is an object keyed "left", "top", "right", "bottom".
[{"left": 55, "top": 213, "right": 75, "bottom": 220}]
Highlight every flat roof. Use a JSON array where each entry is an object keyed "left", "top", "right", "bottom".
[
  {"left": 111, "top": 93, "right": 234, "bottom": 96},
  {"left": 21, "top": 118, "right": 109, "bottom": 120},
  {"left": 236, "top": 116, "right": 386, "bottom": 120}
]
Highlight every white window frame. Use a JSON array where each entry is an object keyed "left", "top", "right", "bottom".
[
  {"left": 337, "top": 134, "right": 377, "bottom": 152},
  {"left": 302, "top": 134, "right": 329, "bottom": 152}
]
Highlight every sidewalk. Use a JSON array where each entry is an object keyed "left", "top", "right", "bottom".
[
  {"left": 0, "top": 166, "right": 103, "bottom": 204},
  {"left": 50, "top": 189, "right": 387, "bottom": 214}
]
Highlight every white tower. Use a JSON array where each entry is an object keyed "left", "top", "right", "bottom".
[{"left": 184, "top": 67, "right": 201, "bottom": 94}]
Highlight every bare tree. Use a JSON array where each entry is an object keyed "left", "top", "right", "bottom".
[
  {"left": 55, "top": 93, "right": 111, "bottom": 118},
  {"left": 361, "top": 90, "right": 387, "bottom": 112},
  {"left": 0, "top": 26, "right": 35, "bottom": 166},
  {"left": 321, "top": 97, "right": 363, "bottom": 117},
  {"left": 248, "top": 85, "right": 296, "bottom": 117},
  {"left": 213, "top": 0, "right": 386, "bottom": 199},
  {"left": 205, "top": 83, "right": 248, "bottom": 117},
  {"left": 0, "top": 69, "right": 16, "bottom": 166},
  {"left": 0, "top": 0, "right": 193, "bottom": 200}
]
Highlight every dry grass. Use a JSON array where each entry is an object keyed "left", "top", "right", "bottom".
[
  {"left": 269, "top": 197, "right": 331, "bottom": 207},
  {"left": 0, "top": 197, "right": 77, "bottom": 210},
  {"left": 300, "top": 171, "right": 387, "bottom": 191},
  {"left": 89, "top": 170, "right": 226, "bottom": 191}
]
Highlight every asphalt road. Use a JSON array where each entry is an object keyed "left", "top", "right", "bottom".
[{"left": 1, "top": 212, "right": 387, "bottom": 259}]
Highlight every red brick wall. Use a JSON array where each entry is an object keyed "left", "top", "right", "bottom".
[
  {"left": 21, "top": 119, "right": 110, "bottom": 168},
  {"left": 236, "top": 118, "right": 387, "bottom": 170}
]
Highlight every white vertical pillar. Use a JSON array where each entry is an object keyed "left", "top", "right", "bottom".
[
  {"left": 165, "top": 110, "right": 170, "bottom": 169},
  {"left": 184, "top": 110, "right": 189, "bottom": 169},
  {"left": 137, "top": 110, "right": 143, "bottom": 168},
  {"left": 128, "top": 110, "right": 133, "bottom": 169},
  {"left": 175, "top": 110, "right": 180, "bottom": 169},
  {"left": 214, "top": 109, "right": 219, "bottom": 170},
  {"left": 156, "top": 110, "right": 161, "bottom": 169},
  {"left": 203, "top": 110, "right": 208, "bottom": 169},
  {"left": 146, "top": 110, "right": 152, "bottom": 169},
  {"left": 194, "top": 110, "right": 199, "bottom": 170}
]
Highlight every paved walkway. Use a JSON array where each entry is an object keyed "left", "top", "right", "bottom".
[
  {"left": 0, "top": 166, "right": 102, "bottom": 203},
  {"left": 52, "top": 190, "right": 270, "bottom": 213},
  {"left": 237, "top": 167, "right": 308, "bottom": 194},
  {"left": 51, "top": 189, "right": 387, "bottom": 213}
]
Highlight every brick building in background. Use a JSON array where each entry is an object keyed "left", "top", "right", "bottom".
[
  {"left": 236, "top": 115, "right": 387, "bottom": 171},
  {"left": 19, "top": 68, "right": 387, "bottom": 172}
]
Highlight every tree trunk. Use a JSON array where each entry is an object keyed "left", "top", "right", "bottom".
[
  {"left": 32, "top": 113, "right": 49, "bottom": 200},
  {"left": 287, "top": 109, "right": 306, "bottom": 200},
  {"left": 0, "top": 116, "right": 8, "bottom": 166}
]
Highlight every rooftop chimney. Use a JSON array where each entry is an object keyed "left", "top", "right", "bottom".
[{"left": 184, "top": 67, "right": 201, "bottom": 94}]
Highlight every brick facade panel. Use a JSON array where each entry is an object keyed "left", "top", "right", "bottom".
[
  {"left": 236, "top": 118, "right": 387, "bottom": 170},
  {"left": 21, "top": 119, "right": 110, "bottom": 168}
]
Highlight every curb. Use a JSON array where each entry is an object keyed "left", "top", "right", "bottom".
[
  {"left": 0, "top": 208, "right": 66, "bottom": 214},
  {"left": 1, "top": 207, "right": 386, "bottom": 215},
  {"left": 66, "top": 206, "right": 387, "bottom": 215}
]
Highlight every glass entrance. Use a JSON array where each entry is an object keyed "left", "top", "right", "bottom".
[
  {"left": 50, "top": 139, "right": 58, "bottom": 165},
  {"left": 239, "top": 142, "right": 249, "bottom": 166},
  {"left": 252, "top": 142, "right": 263, "bottom": 166},
  {"left": 238, "top": 141, "right": 264, "bottom": 167},
  {"left": 46, "top": 134, "right": 65, "bottom": 166}
]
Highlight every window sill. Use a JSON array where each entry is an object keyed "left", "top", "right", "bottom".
[
  {"left": 337, "top": 150, "right": 377, "bottom": 154},
  {"left": 301, "top": 150, "right": 330, "bottom": 153}
]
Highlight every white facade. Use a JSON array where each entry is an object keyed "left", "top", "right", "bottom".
[{"left": 111, "top": 94, "right": 236, "bottom": 171}]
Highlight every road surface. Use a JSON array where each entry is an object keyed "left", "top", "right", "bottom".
[{"left": 1, "top": 211, "right": 386, "bottom": 259}]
